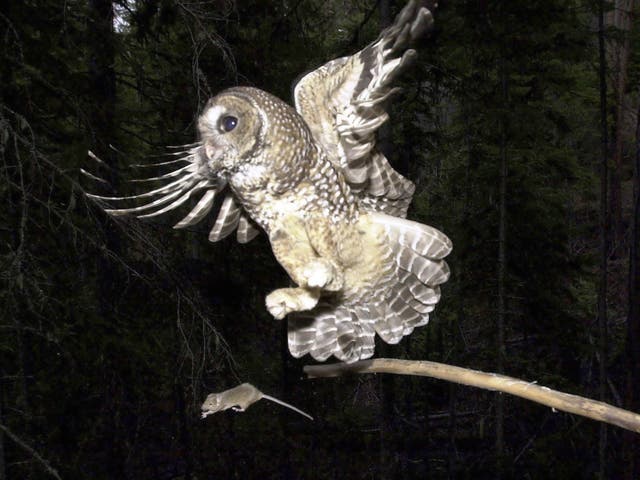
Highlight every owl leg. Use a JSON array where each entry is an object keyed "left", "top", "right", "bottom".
[
  {"left": 266, "top": 287, "right": 320, "bottom": 320},
  {"left": 302, "top": 259, "right": 341, "bottom": 290},
  {"left": 269, "top": 216, "right": 344, "bottom": 291},
  {"left": 265, "top": 216, "right": 344, "bottom": 319}
]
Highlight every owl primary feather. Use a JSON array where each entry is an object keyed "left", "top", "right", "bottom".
[{"left": 89, "top": 0, "right": 451, "bottom": 363}]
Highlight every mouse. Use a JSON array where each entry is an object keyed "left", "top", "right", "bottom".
[{"left": 201, "top": 383, "right": 313, "bottom": 421}]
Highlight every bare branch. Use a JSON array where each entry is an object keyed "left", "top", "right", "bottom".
[
  {"left": 0, "top": 423, "right": 62, "bottom": 480},
  {"left": 304, "top": 358, "right": 640, "bottom": 434}
]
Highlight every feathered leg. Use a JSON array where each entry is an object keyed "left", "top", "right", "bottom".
[
  {"left": 266, "top": 214, "right": 344, "bottom": 319},
  {"left": 287, "top": 212, "right": 451, "bottom": 363}
]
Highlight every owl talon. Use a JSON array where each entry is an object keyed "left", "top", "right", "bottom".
[
  {"left": 266, "top": 300, "right": 289, "bottom": 320},
  {"left": 304, "top": 263, "right": 331, "bottom": 288},
  {"left": 266, "top": 287, "right": 320, "bottom": 319},
  {"left": 303, "top": 260, "right": 343, "bottom": 291}
]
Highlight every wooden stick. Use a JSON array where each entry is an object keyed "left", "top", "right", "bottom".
[{"left": 304, "top": 358, "right": 640, "bottom": 434}]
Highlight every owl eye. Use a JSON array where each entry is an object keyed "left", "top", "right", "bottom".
[{"left": 221, "top": 115, "right": 238, "bottom": 132}]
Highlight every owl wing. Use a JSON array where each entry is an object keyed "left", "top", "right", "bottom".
[
  {"left": 85, "top": 146, "right": 261, "bottom": 244},
  {"left": 293, "top": 0, "right": 433, "bottom": 218}
]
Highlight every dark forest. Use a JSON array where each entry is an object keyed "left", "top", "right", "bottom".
[{"left": 1, "top": 0, "right": 639, "bottom": 478}]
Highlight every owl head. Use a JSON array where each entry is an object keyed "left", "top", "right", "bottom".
[
  {"left": 88, "top": 87, "right": 316, "bottom": 223},
  {"left": 197, "top": 87, "right": 314, "bottom": 194}
]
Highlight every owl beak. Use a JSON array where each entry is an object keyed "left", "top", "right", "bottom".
[
  {"left": 204, "top": 143, "right": 216, "bottom": 161},
  {"left": 200, "top": 141, "right": 225, "bottom": 177}
]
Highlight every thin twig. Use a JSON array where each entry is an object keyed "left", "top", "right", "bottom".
[
  {"left": 304, "top": 358, "right": 640, "bottom": 434},
  {"left": 0, "top": 423, "right": 62, "bottom": 480}
]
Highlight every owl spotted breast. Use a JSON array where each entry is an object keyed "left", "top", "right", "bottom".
[{"left": 90, "top": 0, "right": 451, "bottom": 363}]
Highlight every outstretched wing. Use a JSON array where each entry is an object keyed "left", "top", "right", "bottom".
[
  {"left": 85, "top": 145, "right": 261, "bottom": 244},
  {"left": 293, "top": 0, "right": 434, "bottom": 218}
]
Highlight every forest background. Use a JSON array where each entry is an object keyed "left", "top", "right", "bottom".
[{"left": 1, "top": 0, "right": 639, "bottom": 479}]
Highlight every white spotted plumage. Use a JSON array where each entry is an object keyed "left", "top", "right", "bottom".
[{"left": 91, "top": 1, "right": 450, "bottom": 363}]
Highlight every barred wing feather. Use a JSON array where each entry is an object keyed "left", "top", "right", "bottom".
[
  {"left": 88, "top": 145, "right": 262, "bottom": 245},
  {"left": 294, "top": 0, "right": 434, "bottom": 218}
]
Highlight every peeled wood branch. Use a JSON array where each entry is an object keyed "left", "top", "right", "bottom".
[{"left": 304, "top": 358, "right": 640, "bottom": 434}]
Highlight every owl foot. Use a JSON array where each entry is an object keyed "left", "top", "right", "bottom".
[
  {"left": 302, "top": 260, "right": 343, "bottom": 291},
  {"left": 266, "top": 287, "right": 320, "bottom": 319}
]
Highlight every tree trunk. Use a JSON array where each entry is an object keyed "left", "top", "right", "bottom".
[
  {"left": 87, "top": 0, "right": 119, "bottom": 304},
  {"left": 87, "top": 1, "right": 123, "bottom": 478},
  {"left": 1, "top": 3, "right": 36, "bottom": 476},
  {"left": 597, "top": 1, "right": 610, "bottom": 477},
  {"left": 279, "top": 320, "right": 292, "bottom": 479},
  {"left": 379, "top": 354, "right": 397, "bottom": 480},
  {"left": 0, "top": 374, "right": 5, "bottom": 480},
  {"left": 609, "top": 0, "right": 635, "bottom": 250},
  {"left": 496, "top": 21, "right": 509, "bottom": 479},
  {"left": 377, "top": 2, "right": 397, "bottom": 478},
  {"left": 175, "top": 381, "right": 193, "bottom": 480},
  {"left": 622, "top": 85, "right": 640, "bottom": 480}
]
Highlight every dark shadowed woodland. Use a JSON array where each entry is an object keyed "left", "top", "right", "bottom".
[{"left": 1, "top": 0, "right": 640, "bottom": 478}]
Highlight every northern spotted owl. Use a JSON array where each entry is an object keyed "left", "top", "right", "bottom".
[{"left": 90, "top": 0, "right": 451, "bottom": 363}]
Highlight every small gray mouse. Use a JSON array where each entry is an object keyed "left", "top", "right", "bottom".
[{"left": 201, "top": 383, "right": 313, "bottom": 421}]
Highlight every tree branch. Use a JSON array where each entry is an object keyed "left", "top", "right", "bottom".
[
  {"left": 304, "top": 358, "right": 640, "bottom": 434},
  {"left": 0, "top": 423, "right": 62, "bottom": 480}
]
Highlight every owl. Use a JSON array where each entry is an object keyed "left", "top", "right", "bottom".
[{"left": 89, "top": 0, "right": 451, "bottom": 363}]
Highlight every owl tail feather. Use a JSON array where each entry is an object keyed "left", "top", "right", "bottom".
[{"left": 288, "top": 213, "right": 451, "bottom": 363}]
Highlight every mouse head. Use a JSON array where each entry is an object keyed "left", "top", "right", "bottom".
[{"left": 201, "top": 393, "right": 225, "bottom": 418}]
